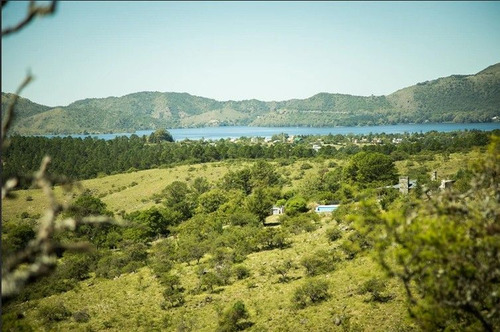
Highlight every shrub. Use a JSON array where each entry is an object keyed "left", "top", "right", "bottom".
[
  {"left": 357, "top": 277, "right": 394, "bottom": 303},
  {"left": 292, "top": 279, "right": 330, "bottom": 308},
  {"left": 300, "top": 162, "right": 313, "bottom": 170},
  {"left": 38, "top": 302, "right": 72, "bottom": 323},
  {"left": 198, "top": 271, "right": 222, "bottom": 293},
  {"left": 1, "top": 311, "right": 34, "bottom": 331},
  {"left": 217, "top": 301, "right": 250, "bottom": 332},
  {"left": 161, "top": 274, "right": 185, "bottom": 308},
  {"left": 272, "top": 259, "right": 294, "bottom": 283},
  {"left": 284, "top": 196, "right": 308, "bottom": 216},
  {"left": 327, "top": 160, "right": 338, "bottom": 168},
  {"left": 281, "top": 214, "right": 318, "bottom": 234},
  {"left": 73, "top": 310, "right": 91, "bottom": 323},
  {"left": 58, "top": 252, "right": 97, "bottom": 281},
  {"left": 325, "top": 226, "right": 342, "bottom": 242},
  {"left": 255, "top": 228, "right": 290, "bottom": 250},
  {"left": 300, "top": 249, "right": 340, "bottom": 276},
  {"left": 233, "top": 265, "right": 251, "bottom": 280}
]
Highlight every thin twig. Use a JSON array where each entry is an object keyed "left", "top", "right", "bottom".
[{"left": 1, "top": 0, "right": 57, "bottom": 37}]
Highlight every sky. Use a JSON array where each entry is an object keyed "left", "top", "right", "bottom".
[{"left": 2, "top": 1, "right": 500, "bottom": 107}]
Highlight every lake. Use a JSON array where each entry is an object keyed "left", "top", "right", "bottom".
[{"left": 45, "top": 123, "right": 500, "bottom": 141}]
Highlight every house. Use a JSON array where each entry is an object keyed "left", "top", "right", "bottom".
[
  {"left": 439, "top": 179, "right": 455, "bottom": 190},
  {"left": 315, "top": 204, "right": 339, "bottom": 213},
  {"left": 389, "top": 176, "right": 417, "bottom": 194},
  {"left": 392, "top": 138, "right": 403, "bottom": 144},
  {"left": 271, "top": 206, "right": 284, "bottom": 215}
]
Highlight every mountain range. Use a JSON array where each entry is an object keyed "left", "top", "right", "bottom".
[{"left": 2, "top": 63, "right": 500, "bottom": 135}]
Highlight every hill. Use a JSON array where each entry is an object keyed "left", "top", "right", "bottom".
[{"left": 2, "top": 63, "right": 500, "bottom": 134}]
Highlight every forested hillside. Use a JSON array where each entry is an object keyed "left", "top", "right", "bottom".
[{"left": 2, "top": 63, "right": 499, "bottom": 135}]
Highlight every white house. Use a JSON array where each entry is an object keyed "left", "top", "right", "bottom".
[{"left": 271, "top": 206, "right": 284, "bottom": 215}]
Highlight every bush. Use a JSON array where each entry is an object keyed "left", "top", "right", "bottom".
[
  {"left": 38, "top": 302, "right": 72, "bottom": 323},
  {"left": 284, "top": 196, "right": 308, "bottom": 216},
  {"left": 198, "top": 271, "right": 223, "bottom": 293},
  {"left": 325, "top": 226, "right": 342, "bottom": 242},
  {"left": 217, "top": 300, "right": 250, "bottom": 332},
  {"left": 272, "top": 259, "right": 294, "bottom": 283},
  {"left": 357, "top": 278, "right": 394, "bottom": 303},
  {"left": 300, "top": 162, "right": 313, "bottom": 170},
  {"left": 300, "top": 249, "right": 340, "bottom": 276},
  {"left": 1, "top": 311, "right": 34, "bottom": 331},
  {"left": 233, "top": 265, "right": 251, "bottom": 280},
  {"left": 73, "top": 310, "right": 91, "bottom": 323},
  {"left": 281, "top": 213, "right": 318, "bottom": 234},
  {"left": 292, "top": 279, "right": 330, "bottom": 308},
  {"left": 255, "top": 228, "right": 290, "bottom": 250},
  {"left": 58, "top": 252, "right": 97, "bottom": 281},
  {"left": 161, "top": 274, "right": 185, "bottom": 308}
]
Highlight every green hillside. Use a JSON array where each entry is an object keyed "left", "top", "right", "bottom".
[
  {"left": 1, "top": 93, "right": 51, "bottom": 125},
  {"left": 2, "top": 63, "right": 500, "bottom": 134}
]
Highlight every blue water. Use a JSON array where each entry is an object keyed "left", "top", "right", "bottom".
[
  {"left": 315, "top": 205, "right": 339, "bottom": 213},
  {"left": 44, "top": 123, "right": 500, "bottom": 141}
]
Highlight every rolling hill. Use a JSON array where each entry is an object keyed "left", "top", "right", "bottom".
[{"left": 2, "top": 63, "right": 499, "bottom": 135}]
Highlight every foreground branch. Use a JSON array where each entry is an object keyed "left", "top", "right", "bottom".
[
  {"left": 1, "top": 156, "right": 118, "bottom": 300},
  {"left": 1, "top": 0, "right": 57, "bottom": 37}
]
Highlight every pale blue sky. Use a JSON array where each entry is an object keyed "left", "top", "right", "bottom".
[{"left": 2, "top": 1, "right": 500, "bottom": 107}]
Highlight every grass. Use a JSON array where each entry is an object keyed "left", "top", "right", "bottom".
[
  {"left": 2, "top": 151, "right": 480, "bottom": 331},
  {"left": 2, "top": 157, "right": 335, "bottom": 222},
  {"left": 5, "top": 217, "right": 415, "bottom": 331}
]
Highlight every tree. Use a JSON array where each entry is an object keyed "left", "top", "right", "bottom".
[
  {"left": 127, "top": 207, "right": 181, "bottom": 240},
  {"left": 344, "top": 151, "right": 397, "bottom": 186},
  {"left": 284, "top": 196, "right": 308, "bottom": 216},
  {"left": 373, "top": 136, "right": 500, "bottom": 331},
  {"left": 149, "top": 128, "right": 174, "bottom": 143},
  {"left": 217, "top": 301, "right": 250, "bottom": 332},
  {"left": 246, "top": 187, "right": 273, "bottom": 224},
  {"left": 162, "top": 181, "right": 195, "bottom": 220},
  {"left": 63, "top": 193, "right": 115, "bottom": 248},
  {"left": 292, "top": 278, "right": 330, "bottom": 309},
  {"left": 250, "top": 160, "right": 280, "bottom": 188},
  {"left": 196, "top": 189, "right": 228, "bottom": 214}
]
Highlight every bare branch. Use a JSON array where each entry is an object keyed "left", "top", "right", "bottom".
[
  {"left": 1, "top": 0, "right": 57, "bottom": 37},
  {"left": 1, "top": 155, "right": 118, "bottom": 300}
]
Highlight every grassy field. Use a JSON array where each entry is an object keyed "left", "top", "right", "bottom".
[
  {"left": 4, "top": 216, "right": 414, "bottom": 332},
  {"left": 2, "top": 150, "right": 484, "bottom": 331},
  {"left": 2, "top": 158, "right": 328, "bottom": 222}
]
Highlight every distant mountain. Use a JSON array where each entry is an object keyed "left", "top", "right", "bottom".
[{"left": 2, "top": 63, "right": 499, "bottom": 135}]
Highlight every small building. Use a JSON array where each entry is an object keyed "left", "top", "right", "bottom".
[
  {"left": 431, "top": 170, "right": 437, "bottom": 181},
  {"left": 388, "top": 177, "right": 417, "bottom": 194},
  {"left": 439, "top": 179, "right": 455, "bottom": 190},
  {"left": 271, "top": 206, "right": 284, "bottom": 215},
  {"left": 315, "top": 204, "right": 339, "bottom": 213}
]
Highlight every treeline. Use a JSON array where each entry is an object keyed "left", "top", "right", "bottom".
[{"left": 3, "top": 130, "right": 496, "bottom": 188}]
